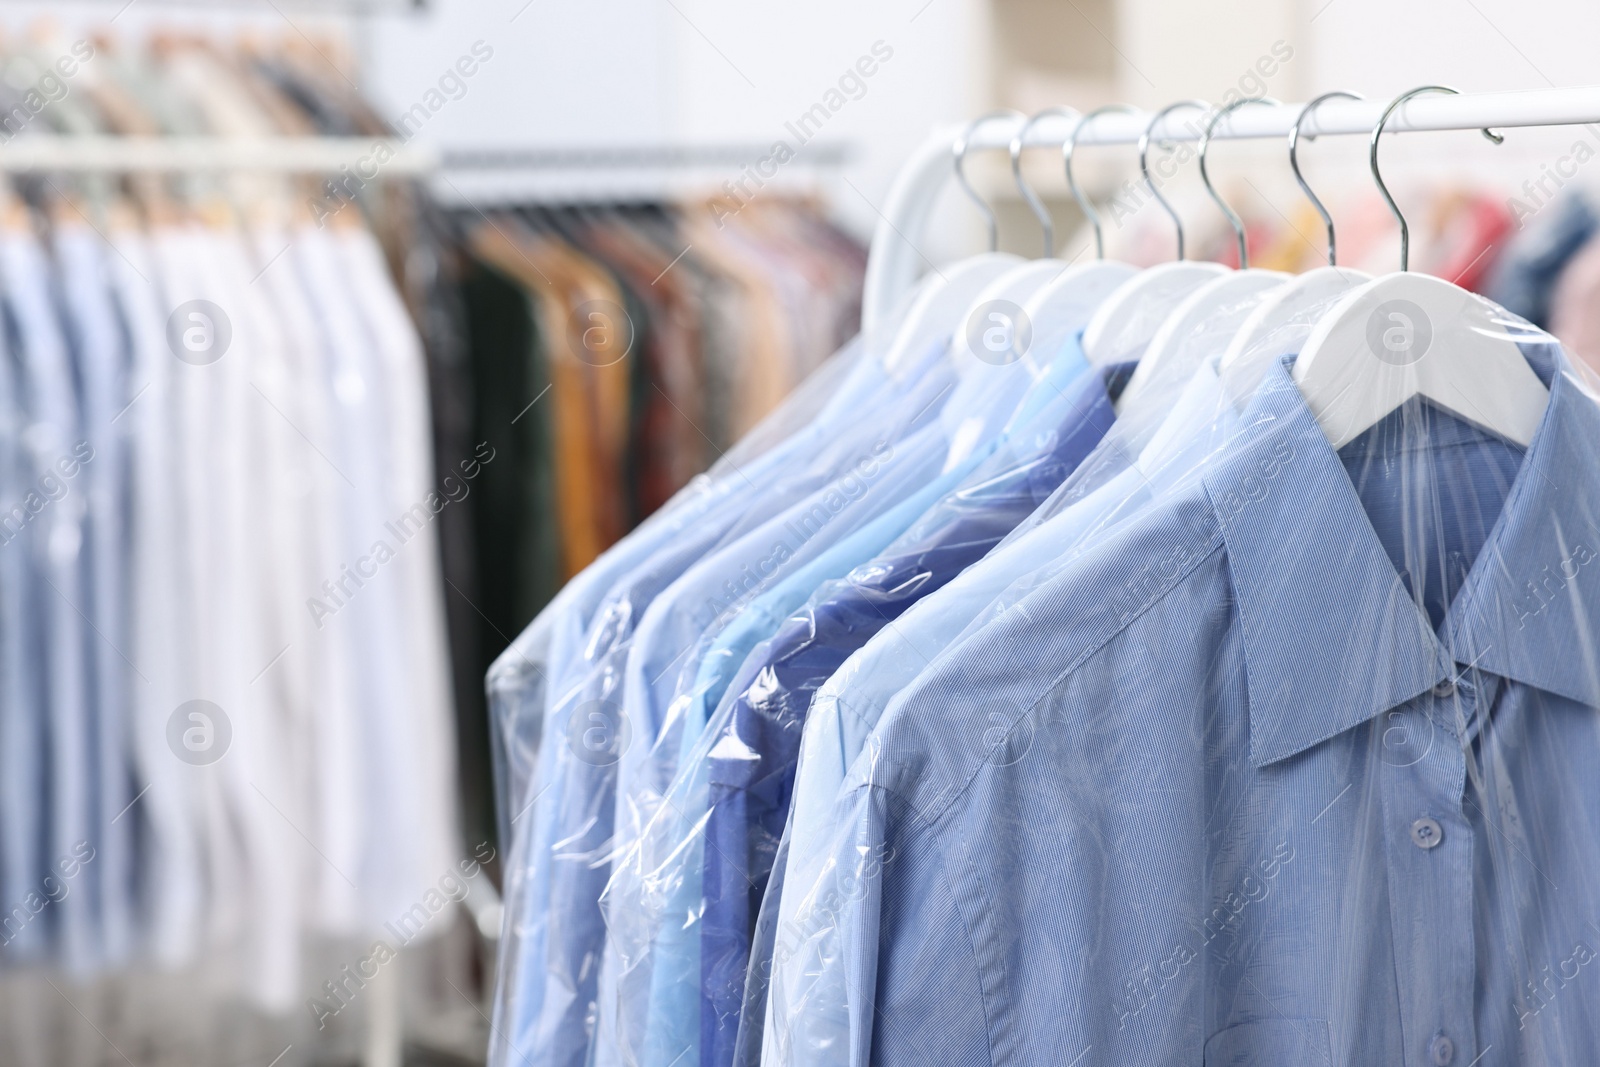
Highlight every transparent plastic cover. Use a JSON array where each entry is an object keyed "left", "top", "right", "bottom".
[{"left": 494, "top": 271, "right": 1600, "bottom": 1067}]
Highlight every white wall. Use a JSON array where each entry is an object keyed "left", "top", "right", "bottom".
[{"left": 369, "top": 0, "right": 988, "bottom": 245}]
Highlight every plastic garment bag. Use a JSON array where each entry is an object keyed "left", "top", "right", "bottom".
[
  {"left": 592, "top": 326, "right": 1114, "bottom": 1067},
  {"left": 765, "top": 299, "right": 1600, "bottom": 1066},
  {"left": 489, "top": 292, "right": 955, "bottom": 1067},
  {"left": 756, "top": 285, "right": 1301, "bottom": 1056},
  {"left": 582, "top": 308, "right": 1120, "bottom": 1067},
  {"left": 690, "top": 354, "right": 1130, "bottom": 1067}
]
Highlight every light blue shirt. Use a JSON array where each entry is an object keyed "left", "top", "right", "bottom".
[{"left": 769, "top": 345, "right": 1600, "bottom": 1067}]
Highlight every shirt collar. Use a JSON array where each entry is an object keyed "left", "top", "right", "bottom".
[{"left": 1203, "top": 346, "right": 1600, "bottom": 768}]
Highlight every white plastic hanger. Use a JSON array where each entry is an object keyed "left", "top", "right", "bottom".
[
  {"left": 883, "top": 111, "right": 1025, "bottom": 373},
  {"left": 1081, "top": 100, "right": 1230, "bottom": 367},
  {"left": 1004, "top": 107, "right": 1145, "bottom": 374},
  {"left": 950, "top": 108, "right": 1082, "bottom": 376},
  {"left": 1294, "top": 86, "right": 1548, "bottom": 448},
  {"left": 1116, "top": 98, "right": 1291, "bottom": 410},
  {"left": 1219, "top": 92, "right": 1373, "bottom": 408},
  {"left": 1018, "top": 105, "right": 1147, "bottom": 347}
]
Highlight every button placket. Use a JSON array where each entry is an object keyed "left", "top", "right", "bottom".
[{"left": 1375, "top": 686, "right": 1478, "bottom": 1067}]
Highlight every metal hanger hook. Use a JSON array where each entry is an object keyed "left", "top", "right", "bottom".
[
  {"left": 1139, "top": 100, "right": 1212, "bottom": 261},
  {"left": 1289, "top": 90, "right": 1363, "bottom": 266},
  {"left": 1371, "top": 86, "right": 1503, "bottom": 271},
  {"left": 1199, "top": 96, "right": 1280, "bottom": 269},
  {"left": 1064, "top": 103, "right": 1138, "bottom": 260},
  {"left": 1010, "top": 107, "right": 1078, "bottom": 258},
  {"left": 955, "top": 109, "right": 1026, "bottom": 253}
]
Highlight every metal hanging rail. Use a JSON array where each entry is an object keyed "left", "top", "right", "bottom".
[
  {"left": 864, "top": 86, "right": 1600, "bottom": 329},
  {"left": 440, "top": 141, "right": 852, "bottom": 171},
  {"left": 0, "top": 134, "right": 434, "bottom": 174},
  {"left": 434, "top": 140, "right": 854, "bottom": 206}
]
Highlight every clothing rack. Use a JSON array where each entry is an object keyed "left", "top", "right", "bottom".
[
  {"left": 0, "top": 126, "right": 428, "bottom": 1067},
  {"left": 865, "top": 85, "right": 1600, "bottom": 329}
]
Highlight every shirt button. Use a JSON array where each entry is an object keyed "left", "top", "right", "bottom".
[
  {"left": 1411, "top": 817, "right": 1443, "bottom": 849},
  {"left": 1430, "top": 1033, "right": 1455, "bottom": 1065},
  {"left": 1432, "top": 677, "right": 1457, "bottom": 698}
]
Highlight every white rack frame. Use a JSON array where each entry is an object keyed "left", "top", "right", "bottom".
[{"left": 864, "top": 86, "right": 1600, "bottom": 329}]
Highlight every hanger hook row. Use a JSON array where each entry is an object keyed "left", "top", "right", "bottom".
[
  {"left": 1198, "top": 96, "right": 1280, "bottom": 270},
  {"left": 1289, "top": 90, "right": 1363, "bottom": 266},
  {"left": 1139, "top": 99, "right": 1213, "bottom": 262},
  {"left": 1064, "top": 103, "right": 1138, "bottom": 261},
  {"left": 955, "top": 109, "right": 1026, "bottom": 253},
  {"left": 1371, "top": 86, "right": 1503, "bottom": 272},
  {"left": 1011, "top": 106, "right": 1079, "bottom": 258}
]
